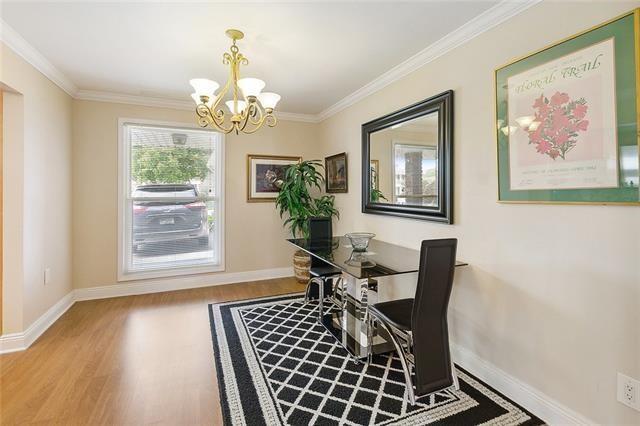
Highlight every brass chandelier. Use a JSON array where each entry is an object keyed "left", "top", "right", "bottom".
[{"left": 189, "top": 29, "right": 281, "bottom": 135}]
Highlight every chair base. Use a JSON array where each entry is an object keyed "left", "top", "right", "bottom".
[{"left": 368, "top": 313, "right": 459, "bottom": 406}]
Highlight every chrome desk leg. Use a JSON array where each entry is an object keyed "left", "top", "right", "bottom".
[
  {"left": 336, "top": 275, "right": 375, "bottom": 359},
  {"left": 317, "top": 277, "right": 324, "bottom": 323},
  {"left": 367, "top": 315, "right": 374, "bottom": 365}
]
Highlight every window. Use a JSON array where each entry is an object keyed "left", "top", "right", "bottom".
[
  {"left": 392, "top": 142, "right": 438, "bottom": 206},
  {"left": 118, "top": 120, "right": 224, "bottom": 280}
]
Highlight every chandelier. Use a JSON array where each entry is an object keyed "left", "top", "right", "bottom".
[{"left": 189, "top": 29, "right": 281, "bottom": 135}]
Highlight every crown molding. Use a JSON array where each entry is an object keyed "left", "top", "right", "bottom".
[
  {"left": 316, "top": 0, "right": 543, "bottom": 122},
  {"left": 0, "top": 19, "right": 78, "bottom": 96},
  {"left": 276, "top": 111, "right": 321, "bottom": 123},
  {"left": 76, "top": 89, "right": 193, "bottom": 110},
  {"left": 75, "top": 90, "right": 319, "bottom": 123},
  {"left": 2, "top": 0, "right": 540, "bottom": 124}
]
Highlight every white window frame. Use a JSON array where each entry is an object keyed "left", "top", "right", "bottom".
[{"left": 117, "top": 118, "right": 225, "bottom": 281}]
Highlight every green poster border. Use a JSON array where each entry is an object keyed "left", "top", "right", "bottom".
[{"left": 495, "top": 10, "right": 640, "bottom": 204}]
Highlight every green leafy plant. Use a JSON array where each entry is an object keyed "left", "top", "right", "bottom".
[
  {"left": 132, "top": 146, "right": 210, "bottom": 183},
  {"left": 275, "top": 160, "right": 339, "bottom": 238},
  {"left": 371, "top": 188, "right": 388, "bottom": 203}
]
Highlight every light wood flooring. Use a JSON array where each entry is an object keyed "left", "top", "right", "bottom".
[{"left": 0, "top": 277, "right": 302, "bottom": 425}]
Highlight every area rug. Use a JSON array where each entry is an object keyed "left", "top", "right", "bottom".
[{"left": 208, "top": 294, "right": 544, "bottom": 425}]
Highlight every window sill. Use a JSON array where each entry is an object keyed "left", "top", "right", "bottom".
[{"left": 117, "top": 263, "right": 226, "bottom": 282}]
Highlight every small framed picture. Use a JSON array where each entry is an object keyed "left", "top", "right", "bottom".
[
  {"left": 325, "top": 152, "right": 348, "bottom": 193},
  {"left": 247, "top": 154, "right": 301, "bottom": 202}
]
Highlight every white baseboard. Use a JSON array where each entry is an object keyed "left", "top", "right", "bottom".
[
  {"left": 74, "top": 266, "right": 294, "bottom": 301},
  {"left": 0, "top": 332, "right": 26, "bottom": 354},
  {"left": 451, "top": 343, "right": 595, "bottom": 425},
  {"left": 1, "top": 267, "right": 294, "bottom": 354},
  {"left": 0, "top": 291, "right": 75, "bottom": 354}
]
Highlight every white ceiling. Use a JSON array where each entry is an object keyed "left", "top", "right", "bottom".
[{"left": 1, "top": 1, "right": 503, "bottom": 115}]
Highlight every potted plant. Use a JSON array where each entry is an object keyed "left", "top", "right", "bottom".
[{"left": 275, "top": 160, "right": 339, "bottom": 283}]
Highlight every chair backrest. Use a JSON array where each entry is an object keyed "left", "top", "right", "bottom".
[
  {"left": 308, "top": 217, "right": 332, "bottom": 267},
  {"left": 308, "top": 216, "right": 332, "bottom": 241},
  {"left": 411, "top": 238, "right": 458, "bottom": 396}
]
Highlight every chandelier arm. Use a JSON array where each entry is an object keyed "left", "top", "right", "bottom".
[
  {"left": 195, "top": 104, "right": 216, "bottom": 128},
  {"left": 230, "top": 51, "right": 244, "bottom": 113},
  {"left": 238, "top": 121, "right": 267, "bottom": 134},
  {"left": 198, "top": 104, "right": 234, "bottom": 134},
  {"left": 212, "top": 62, "right": 233, "bottom": 116},
  {"left": 247, "top": 102, "right": 265, "bottom": 126},
  {"left": 238, "top": 103, "right": 257, "bottom": 132},
  {"left": 211, "top": 90, "right": 228, "bottom": 116},
  {"left": 215, "top": 120, "right": 236, "bottom": 134}
]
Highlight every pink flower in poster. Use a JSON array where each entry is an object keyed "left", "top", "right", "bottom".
[
  {"left": 533, "top": 94, "right": 550, "bottom": 115},
  {"left": 555, "top": 131, "right": 569, "bottom": 147},
  {"left": 535, "top": 139, "right": 552, "bottom": 154},
  {"left": 550, "top": 91, "right": 570, "bottom": 106},
  {"left": 576, "top": 120, "right": 589, "bottom": 131},
  {"left": 527, "top": 92, "right": 589, "bottom": 160},
  {"left": 573, "top": 103, "right": 588, "bottom": 120}
]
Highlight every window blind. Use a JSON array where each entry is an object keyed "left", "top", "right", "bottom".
[{"left": 120, "top": 123, "right": 223, "bottom": 277}]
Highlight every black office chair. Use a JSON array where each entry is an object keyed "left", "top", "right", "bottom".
[
  {"left": 367, "top": 238, "right": 459, "bottom": 405},
  {"left": 303, "top": 217, "right": 344, "bottom": 321}
]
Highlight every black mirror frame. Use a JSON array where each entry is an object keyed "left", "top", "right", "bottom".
[{"left": 362, "top": 90, "right": 453, "bottom": 223}]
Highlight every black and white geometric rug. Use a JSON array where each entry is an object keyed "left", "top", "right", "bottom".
[{"left": 208, "top": 294, "right": 545, "bottom": 425}]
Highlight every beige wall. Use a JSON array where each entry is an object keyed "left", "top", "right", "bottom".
[
  {"left": 319, "top": 2, "right": 640, "bottom": 424},
  {"left": 2, "top": 90, "right": 25, "bottom": 333},
  {"left": 71, "top": 100, "right": 320, "bottom": 288},
  {"left": 1, "top": 43, "right": 73, "bottom": 332}
]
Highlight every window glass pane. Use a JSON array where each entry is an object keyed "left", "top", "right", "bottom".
[
  {"left": 129, "top": 200, "right": 219, "bottom": 272},
  {"left": 122, "top": 124, "right": 222, "bottom": 276},
  {"left": 129, "top": 126, "right": 218, "bottom": 197}
]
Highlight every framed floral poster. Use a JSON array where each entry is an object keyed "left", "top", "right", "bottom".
[
  {"left": 495, "top": 9, "right": 640, "bottom": 204},
  {"left": 247, "top": 154, "right": 301, "bottom": 202}
]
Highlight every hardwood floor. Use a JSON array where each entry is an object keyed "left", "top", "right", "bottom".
[{"left": 0, "top": 277, "right": 302, "bottom": 425}]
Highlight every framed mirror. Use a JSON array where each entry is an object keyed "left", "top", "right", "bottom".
[{"left": 362, "top": 90, "right": 453, "bottom": 223}]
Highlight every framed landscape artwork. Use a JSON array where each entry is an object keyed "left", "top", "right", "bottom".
[
  {"left": 495, "top": 9, "right": 640, "bottom": 204},
  {"left": 247, "top": 154, "right": 301, "bottom": 202},
  {"left": 325, "top": 152, "right": 348, "bottom": 193}
]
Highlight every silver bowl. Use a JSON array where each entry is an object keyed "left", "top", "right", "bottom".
[{"left": 345, "top": 232, "right": 375, "bottom": 252}]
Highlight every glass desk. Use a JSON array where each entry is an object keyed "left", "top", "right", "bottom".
[{"left": 288, "top": 236, "right": 467, "bottom": 360}]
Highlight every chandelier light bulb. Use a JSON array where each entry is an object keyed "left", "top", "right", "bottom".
[
  {"left": 191, "top": 93, "right": 212, "bottom": 107},
  {"left": 258, "top": 92, "right": 281, "bottom": 110},
  {"left": 238, "top": 78, "right": 266, "bottom": 99},
  {"left": 225, "top": 100, "right": 247, "bottom": 114},
  {"left": 189, "top": 78, "right": 220, "bottom": 99}
]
